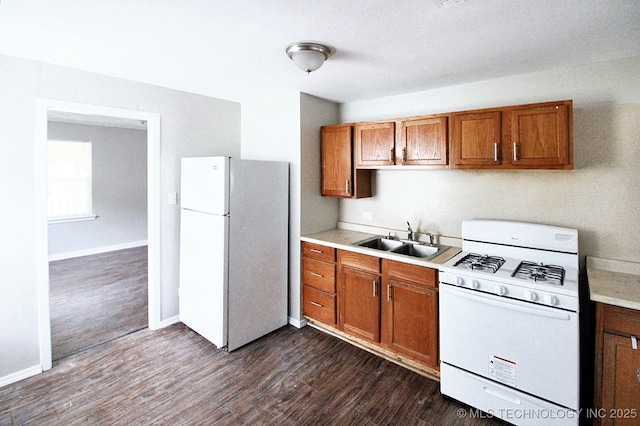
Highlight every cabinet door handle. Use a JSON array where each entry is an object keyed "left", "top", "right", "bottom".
[
  {"left": 513, "top": 142, "right": 518, "bottom": 162},
  {"left": 632, "top": 336, "right": 638, "bottom": 350},
  {"left": 345, "top": 179, "right": 350, "bottom": 195},
  {"left": 402, "top": 147, "right": 407, "bottom": 163},
  {"left": 493, "top": 142, "right": 499, "bottom": 162},
  {"left": 310, "top": 272, "right": 324, "bottom": 278},
  {"left": 373, "top": 280, "right": 378, "bottom": 297},
  {"left": 387, "top": 284, "right": 392, "bottom": 301},
  {"left": 310, "top": 301, "right": 323, "bottom": 308}
]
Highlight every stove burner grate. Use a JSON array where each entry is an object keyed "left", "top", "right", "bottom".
[
  {"left": 512, "top": 261, "right": 565, "bottom": 286},
  {"left": 454, "top": 253, "right": 505, "bottom": 273}
]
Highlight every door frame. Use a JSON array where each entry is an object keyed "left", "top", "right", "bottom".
[{"left": 35, "top": 98, "right": 162, "bottom": 371}]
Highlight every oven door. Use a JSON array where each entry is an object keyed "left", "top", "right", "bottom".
[{"left": 439, "top": 284, "right": 579, "bottom": 410}]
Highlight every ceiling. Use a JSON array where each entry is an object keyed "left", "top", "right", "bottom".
[{"left": 0, "top": 0, "right": 638, "bottom": 104}]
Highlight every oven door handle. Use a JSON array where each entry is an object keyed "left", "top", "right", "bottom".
[{"left": 443, "top": 286, "right": 571, "bottom": 321}]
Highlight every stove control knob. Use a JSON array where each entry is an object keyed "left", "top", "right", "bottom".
[
  {"left": 543, "top": 294, "right": 558, "bottom": 306},
  {"left": 471, "top": 280, "right": 480, "bottom": 289},
  {"left": 494, "top": 285, "right": 506, "bottom": 296},
  {"left": 456, "top": 276, "right": 465, "bottom": 286},
  {"left": 523, "top": 290, "right": 537, "bottom": 301}
]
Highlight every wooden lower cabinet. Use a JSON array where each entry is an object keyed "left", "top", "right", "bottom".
[
  {"left": 301, "top": 242, "right": 337, "bottom": 326},
  {"left": 594, "top": 303, "right": 640, "bottom": 425},
  {"left": 338, "top": 250, "right": 381, "bottom": 343},
  {"left": 381, "top": 259, "right": 438, "bottom": 367}
]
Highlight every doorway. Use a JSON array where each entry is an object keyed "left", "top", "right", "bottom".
[
  {"left": 35, "top": 98, "right": 161, "bottom": 371},
  {"left": 47, "top": 116, "right": 148, "bottom": 360}
]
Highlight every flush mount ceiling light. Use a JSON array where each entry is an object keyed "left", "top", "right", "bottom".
[{"left": 286, "top": 42, "right": 333, "bottom": 74}]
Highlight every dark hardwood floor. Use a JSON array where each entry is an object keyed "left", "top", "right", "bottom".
[
  {"left": 0, "top": 323, "right": 503, "bottom": 425},
  {"left": 49, "top": 246, "right": 148, "bottom": 360}
]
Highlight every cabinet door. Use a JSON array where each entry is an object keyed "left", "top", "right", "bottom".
[
  {"left": 508, "top": 103, "right": 570, "bottom": 168},
  {"left": 601, "top": 333, "right": 640, "bottom": 425},
  {"left": 339, "top": 266, "right": 381, "bottom": 343},
  {"left": 398, "top": 117, "right": 448, "bottom": 166},
  {"left": 355, "top": 122, "right": 396, "bottom": 167},
  {"left": 451, "top": 111, "right": 502, "bottom": 167},
  {"left": 321, "top": 125, "right": 353, "bottom": 197},
  {"left": 382, "top": 278, "right": 438, "bottom": 366}
]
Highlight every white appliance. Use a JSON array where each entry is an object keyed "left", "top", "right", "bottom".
[
  {"left": 439, "top": 220, "right": 580, "bottom": 426},
  {"left": 179, "top": 156, "right": 289, "bottom": 352}
]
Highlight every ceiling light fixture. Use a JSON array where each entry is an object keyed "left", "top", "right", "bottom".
[{"left": 286, "top": 42, "right": 333, "bottom": 74}]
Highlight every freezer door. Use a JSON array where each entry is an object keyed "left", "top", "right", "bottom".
[
  {"left": 179, "top": 209, "right": 228, "bottom": 348},
  {"left": 180, "top": 157, "right": 229, "bottom": 215}
]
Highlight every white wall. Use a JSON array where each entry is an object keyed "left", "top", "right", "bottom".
[
  {"left": 0, "top": 54, "right": 240, "bottom": 383},
  {"left": 239, "top": 90, "right": 339, "bottom": 326},
  {"left": 47, "top": 122, "right": 147, "bottom": 257},
  {"left": 338, "top": 56, "right": 640, "bottom": 264}
]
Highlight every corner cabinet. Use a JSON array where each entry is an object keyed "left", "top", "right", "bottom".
[
  {"left": 594, "top": 303, "right": 640, "bottom": 425},
  {"left": 451, "top": 100, "right": 573, "bottom": 170},
  {"left": 321, "top": 124, "right": 372, "bottom": 198}
]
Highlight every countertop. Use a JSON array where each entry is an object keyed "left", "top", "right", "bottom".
[
  {"left": 301, "top": 228, "right": 461, "bottom": 269},
  {"left": 587, "top": 256, "right": 640, "bottom": 311}
]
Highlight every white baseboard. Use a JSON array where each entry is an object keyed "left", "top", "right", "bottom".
[
  {"left": 288, "top": 316, "right": 307, "bottom": 329},
  {"left": 0, "top": 365, "right": 42, "bottom": 388},
  {"left": 48, "top": 240, "right": 148, "bottom": 261}
]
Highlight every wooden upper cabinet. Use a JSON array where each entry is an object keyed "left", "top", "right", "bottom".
[
  {"left": 321, "top": 124, "right": 372, "bottom": 198},
  {"left": 398, "top": 116, "right": 448, "bottom": 166},
  {"left": 451, "top": 111, "right": 502, "bottom": 167},
  {"left": 452, "top": 100, "right": 573, "bottom": 169},
  {"left": 355, "top": 121, "right": 396, "bottom": 167},
  {"left": 506, "top": 102, "right": 572, "bottom": 168}
]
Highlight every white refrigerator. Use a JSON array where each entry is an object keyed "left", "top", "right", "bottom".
[{"left": 179, "top": 156, "right": 289, "bottom": 351}]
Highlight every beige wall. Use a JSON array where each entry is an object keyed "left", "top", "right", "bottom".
[{"left": 338, "top": 57, "right": 640, "bottom": 265}]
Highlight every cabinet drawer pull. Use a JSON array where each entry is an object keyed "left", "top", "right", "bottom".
[
  {"left": 310, "top": 301, "right": 323, "bottom": 308},
  {"left": 310, "top": 272, "right": 324, "bottom": 278},
  {"left": 310, "top": 249, "right": 323, "bottom": 254}
]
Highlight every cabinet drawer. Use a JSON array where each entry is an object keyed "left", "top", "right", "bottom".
[
  {"left": 339, "top": 250, "right": 380, "bottom": 273},
  {"left": 302, "top": 257, "right": 336, "bottom": 293},
  {"left": 302, "top": 242, "right": 336, "bottom": 263},
  {"left": 383, "top": 259, "right": 437, "bottom": 288},
  {"left": 603, "top": 304, "right": 640, "bottom": 336},
  {"left": 303, "top": 285, "right": 336, "bottom": 325}
]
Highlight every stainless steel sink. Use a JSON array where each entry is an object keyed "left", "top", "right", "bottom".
[
  {"left": 354, "top": 235, "right": 448, "bottom": 260},
  {"left": 355, "top": 236, "right": 404, "bottom": 251},
  {"left": 391, "top": 243, "right": 441, "bottom": 258}
]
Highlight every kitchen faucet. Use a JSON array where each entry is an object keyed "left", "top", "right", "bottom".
[{"left": 406, "top": 221, "right": 414, "bottom": 241}]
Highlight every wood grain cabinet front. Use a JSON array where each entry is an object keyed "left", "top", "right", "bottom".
[
  {"left": 321, "top": 124, "right": 372, "bottom": 198},
  {"left": 594, "top": 303, "right": 640, "bottom": 425},
  {"left": 381, "top": 259, "right": 438, "bottom": 367},
  {"left": 302, "top": 242, "right": 337, "bottom": 326},
  {"left": 338, "top": 250, "right": 381, "bottom": 343},
  {"left": 451, "top": 100, "right": 572, "bottom": 170}
]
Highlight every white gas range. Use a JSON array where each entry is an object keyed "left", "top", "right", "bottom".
[{"left": 439, "top": 220, "right": 580, "bottom": 426}]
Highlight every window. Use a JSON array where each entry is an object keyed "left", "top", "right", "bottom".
[{"left": 47, "top": 140, "right": 95, "bottom": 223}]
